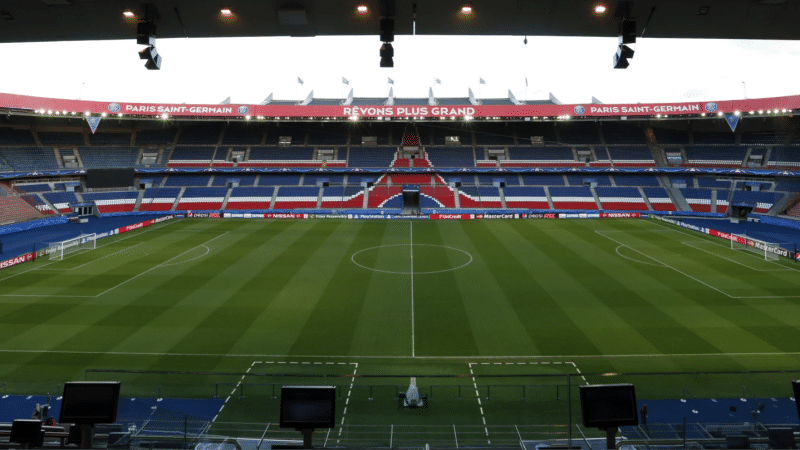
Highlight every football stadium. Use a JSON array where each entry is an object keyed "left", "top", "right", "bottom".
[{"left": 2, "top": 1, "right": 800, "bottom": 449}]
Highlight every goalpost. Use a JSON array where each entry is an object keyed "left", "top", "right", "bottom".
[
  {"left": 48, "top": 233, "right": 97, "bottom": 261},
  {"left": 730, "top": 233, "right": 791, "bottom": 261}
]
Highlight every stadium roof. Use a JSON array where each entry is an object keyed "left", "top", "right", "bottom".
[{"left": 1, "top": 0, "right": 799, "bottom": 44}]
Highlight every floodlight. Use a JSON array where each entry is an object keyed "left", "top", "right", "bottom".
[
  {"left": 460, "top": 5, "right": 473, "bottom": 14},
  {"left": 220, "top": 7, "right": 233, "bottom": 16},
  {"left": 123, "top": 10, "right": 136, "bottom": 18},
  {"left": 357, "top": 5, "right": 368, "bottom": 13},
  {"left": 594, "top": 4, "right": 607, "bottom": 14},
  {"left": 380, "top": 43, "right": 394, "bottom": 67}
]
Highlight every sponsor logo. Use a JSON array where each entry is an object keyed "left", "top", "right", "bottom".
[
  {"left": 264, "top": 213, "right": 304, "bottom": 219},
  {"left": 108, "top": 103, "right": 121, "bottom": 113},
  {"left": 120, "top": 222, "right": 147, "bottom": 233},
  {"left": 238, "top": 105, "right": 249, "bottom": 115},
  {"left": 481, "top": 214, "right": 517, "bottom": 219},
  {"left": 600, "top": 213, "right": 641, "bottom": 219},
  {"left": 704, "top": 102, "right": 718, "bottom": 113},
  {"left": 430, "top": 214, "right": 471, "bottom": 220},
  {"left": 0, "top": 253, "right": 34, "bottom": 270},
  {"left": 574, "top": 105, "right": 585, "bottom": 115}
]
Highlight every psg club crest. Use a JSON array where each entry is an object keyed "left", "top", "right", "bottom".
[
  {"left": 574, "top": 105, "right": 586, "bottom": 115},
  {"left": 704, "top": 102, "right": 718, "bottom": 113},
  {"left": 107, "top": 103, "right": 121, "bottom": 113},
  {"left": 238, "top": 105, "right": 249, "bottom": 115}
]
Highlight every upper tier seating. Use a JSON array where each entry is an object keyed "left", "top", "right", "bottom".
[
  {"left": 13, "top": 183, "right": 53, "bottom": 193},
  {"left": 478, "top": 175, "right": 520, "bottom": 186},
  {"left": 168, "top": 147, "right": 215, "bottom": 167},
  {"left": 504, "top": 147, "right": 579, "bottom": 167},
  {"left": 426, "top": 148, "right": 475, "bottom": 168},
  {"left": 651, "top": 127, "right": 688, "bottom": 145},
  {"left": 79, "top": 147, "right": 139, "bottom": 168},
  {"left": 698, "top": 177, "right": 732, "bottom": 189},
  {"left": 222, "top": 123, "right": 264, "bottom": 145},
  {"left": 135, "top": 129, "right": 177, "bottom": 146},
  {"left": 766, "top": 147, "right": 800, "bottom": 169},
  {"left": 348, "top": 148, "right": 397, "bottom": 168},
  {"left": 521, "top": 175, "right": 565, "bottom": 186},
  {"left": 164, "top": 175, "right": 212, "bottom": 187},
  {"left": 212, "top": 175, "right": 258, "bottom": 187},
  {"left": 0, "top": 129, "right": 36, "bottom": 146},
  {"left": 683, "top": 146, "right": 746, "bottom": 167},
  {"left": 601, "top": 122, "right": 646, "bottom": 145},
  {"left": 613, "top": 175, "right": 660, "bottom": 187},
  {"left": 89, "top": 132, "right": 132, "bottom": 146},
  {"left": 559, "top": 122, "right": 599, "bottom": 145},
  {"left": 258, "top": 174, "right": 302, "bottom": 186},
  {"left": 0, "top": 195, "right": 44, "bottom": 224},
  {"left": 595, "top": 187, "right": 646, "bottom": 211},
  {"left": 177, "top": 123, "right": 224, "bottom": 145},
  {"left": 567, "top": 175, "right": 611, "bottom": 186},
  {"left": 303, "top": 174, "right": 345, "bottom": 186},
  {"left": 475, "top": 124, "right": 515, "bottom": 145},
  {"left": 0, "top": 148, "right": 59, "bottom": 170},
  {"left": 740, "top": 131, "right": 787, "bottom": 146},
  {"left": 38, "top": 131, "right": 84, "bottom": 146},
  {"left": 693, "top": 131, "right": 736, "bottom": 145},
  {"left": 606, "top": 147, "right": 655, "bottom": 167}
]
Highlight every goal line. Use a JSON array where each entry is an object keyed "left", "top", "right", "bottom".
[
  {"left": 730, "top": 233, "right": 795, "bottom": 262},
  {"left": 48, "top": 233, "right": 97, "bottom": 261}
]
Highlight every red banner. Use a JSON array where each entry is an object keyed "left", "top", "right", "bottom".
[
  {"left": 263, "top": 213, "right": 305, "bottom": 219},
  {"left": 3, "top": 92, "right": 800, "bottom": 119},
  {"left": 0, "top": 252, "right": 35, "bottom": 270},
  {"left": 117, "top": 220, "right": 151, "bottom": 234}
]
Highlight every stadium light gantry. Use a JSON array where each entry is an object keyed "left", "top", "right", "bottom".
[
  {"left": 136, "top": 21, "right": 162, "bottom": 70},
  {"left": 379, "top": 17, "right": 394, "bottom": 67}
]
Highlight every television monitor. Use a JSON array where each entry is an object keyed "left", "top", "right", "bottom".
[
  {"left": 579, "top": 383, "right": 639, "bottom": 428},
  {"left": 85, "top": 168, "right": 135, "bottom": 189},
  {"left": 59, "top": 381, "right": 121, "bottom": 424},
  {"left": 280, "top": 386, "right": 336, "bottom": 429},
  {"left": 10, "top": 419, "right": 44, "bottom": 446},
  {"left": 768, "top": 427, "right": 797, "bottom": 449},
  {"left": 726, "top": 435, "right": 751, "bottom": 449}
]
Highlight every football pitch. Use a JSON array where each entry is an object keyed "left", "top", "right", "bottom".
[{"left": 2, "top": 217, "right": 800, "bottom": 445}]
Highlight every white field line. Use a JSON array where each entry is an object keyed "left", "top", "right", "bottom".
[
  {"left": 60, "top": 242, "right": 145, "bottom": 271},
  {"left": 0, "top": 218, "right": 180, "bottom": 284},
  {"left": 649, "top": 219, "right": 800, "bottom": 273},
  {"left": 5, "top": 349, "right": 800, "bottom": 359},
  {"left": 410, "top": 221, "right": 415, "bottom": 358},
  {"left": 212, "top": 360, "right": 259, "bottom": 423},
  {"left": 680, "top": 240, "right": 791, "bottom": 271},
  {"left": 597, "top": 230, "right": 800, "bottom": 299},
  {"left": 91, "top": 231, "right": 230, "bottom": 298},
  {"left": 468, "top": 362, "right": 491, "bottom": 445},
  {"left": 614, "top": 245, "right": 666, "bottom": 267}
]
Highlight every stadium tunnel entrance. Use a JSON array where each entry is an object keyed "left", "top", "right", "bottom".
[{"left": 402, "top": 188, "right": 420, "bottom": 215}]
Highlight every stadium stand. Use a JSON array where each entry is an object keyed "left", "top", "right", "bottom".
[
  {"left": 606, "top": 146, "right": 655, "bottom": 167},
  {"left": 503, "top": 186, "right": 549, "bottom": 209},
  {"left": 320, "top": 186, "right": 344, "bottom": 208},
  {"left": 641, "top": 187, "right": 676, "bottom": 211},
  {"left": 176, "top": 187, "right": 228, "bottom": 210},
  {"left": 477, "top": 186, "right": 503, "bottom": 207},
  {"left": 43, "top": 192, "right": 79, "bottom": 213},
  {"left": 177, "top": 123, "right": 224, "bottom": 145},
  {"left": 0, "top": 147, "right": 59, "bottom": 170},
  {"left": 680, "top": 188, "right": 713, "bottom": 212},
  {"left": 457, "top": 186, "right": 482, "bottom": 208},
  {"left": 273, "top": 186, "right": 320, "bottom": 209},
  {"left": 0, "top": 128, "right": 37, "bottom": 146},
  {"left": 348, "top": 148, "right": 396, "bottom": 168},
  {"left": 82, "top": 191, "right": 139, "bottom": 213},
  {"left": 651, "top": 127, "right": 688, "bottom": 144},
  {"left": 0, "top": 195, "right": 45, "bottom": 224},
  {"left": 164, "top": 175, "right": 212, "bottom": 187},
  {"left": 139, "top": 187, "right": 181, "bottom": 211},
  {"left": 222, "top": 123, "right": 264, "bottom": 145},
  {"left": 595, "top": 187, "right": 647, "bottom": 210},
  {"left": 478, "top": 174, "right": 519, "bottom": 186},
  {"left": 613, "top": 175, "right": 661, "bottom": 187},
  {"left": 304, "top": 174, "right": 345, "bottom": 186},
  {"left": 426, "top": 148, "right": 475, "bottom": 168},
  {"left": 698, "top": 177, "right": 732, "bottom": 189},
  {"left": 135, "top": 128, "right": 176, "bottom": 146},
  {"left": 212, "top": 174, "right": 258, "bottom": 186},
  {"left": 567, "top": 175, "right": 611, "bottom": 186},
  {"left": 225, "top": 187, "right": 275, "bottom": 210},
  {"left": 715, "top": 189, "right": 730, "bottom": 213},
  {"left": 548, "top": 186, "right": 598, "bottom": 210},
  {"left": 258, "top": 174, "right": 302, "bottom": 186},
  {"left": 693, "top": 131, "right": 736, "bottom": 145},
  {"left": 13, "top": 183, "right": 53, "bottom": 193},
  {"left": 38, "top": 131, "right": 84, "bottom": 146},
  {"left": 341, "top": 186, "right": 366, "bottom": 208},
  {"left": 766, "top": 147, "right": 800, "bottom": 169},
  {"left": 558, "top": 122, "right": 599, "bottom": 145},
  {"left": 505, "top": 146, "right": 579, "bottom": 167},
  {"left": 168, "top": 147, "right": 215, "bottom": 167},
  {"left": 731, "top": 190, "right": 784, "bottom": 214},
  {"left": 89, "top": 132, "right": 132, "bottom": 146},
  {"left": 367, "top": 186, "right": 402, "bottom": 208},
  {"left": 683, "top": 146, "right": 746, "bottom": 167},
  {"left": 521, "top": 175, "right": 565, "bottom": 186},
  {"left": 79, "top": 147, "right": 140, "bottom": 168},
  {"left": 601, "top": 122, "right": 646, "bottom": 144},
  {"left": 386, "top": 174, "right": 433, "bottom": 185},
  {"left": 420, "top": 185, "right": 457, "bottom": 208}
]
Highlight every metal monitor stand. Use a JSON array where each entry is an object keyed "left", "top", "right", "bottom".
[
  {"left": 79, "top": 424, "right": 94, "bottom": 449},
  {"left": 298, "top": 428, "right": 314, "bottom": 449},
  {"left": 604, "top": 427, "right": 618, "bottom": 450}
]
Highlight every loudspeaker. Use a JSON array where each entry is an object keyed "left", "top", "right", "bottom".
[
  {"left": 380, "top": 18, "right": 394, "bottom": 42},
  {"left": 136, "top": 22, "right": 156, "bottom": 46},
  {"left": 619, "top": 20, "right": 636, "bottom": 44}
]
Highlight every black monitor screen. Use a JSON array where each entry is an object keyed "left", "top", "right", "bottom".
[
  {"left": 59, "top": 381, "right": 121, "bottom": 424},
  {"left": 579, "top": 384, "right": 638, "bottom": 428},
  {"left": 768, "top": 427, "right": 797, "bottom": 449},
  {"left": 280, "top": 386, "right": 336, "bottom": 429},
  {"left": 10, "top": 419, "right": 43, "bottom": 445},
  {"left": 86, "top": 168, "right": 135, "bottom": 189},
  {"left": 793, "top": 380, "right": 800, "bottom": 422}
]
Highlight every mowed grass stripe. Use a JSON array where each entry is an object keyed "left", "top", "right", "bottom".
[
  {"left": 455, "top": 221, "right": 603, "bottom": 356},
  {"left": 413, "top": 221, "right": 480, "bottom": 357},
  {"left": 427, "top": 221, "right": 541, "bottom": 356},
  {"left": 289, "top": 221, "right": 397, "bottom": 355}
]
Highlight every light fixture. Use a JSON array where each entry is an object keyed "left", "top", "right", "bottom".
[
  {"left": 117, "top": 113, "right": 123, "bottom": 117},
  {"left": 161, "top": 113, "right": 169, "bottom": 120},
  {"left": 123, "top": 10, "right": 136, "bottom": 18},
  {"left": 379, "top": 17, "right": 394, "bottom": 67},
  {"left": 717, "top": 112, "right": 723, "bottom": 116},
  {"left": 460, "top": 5, "right": 473, "bottom": 14},
  {"left": 613, "top": 20, "right": 636, "bottom": 69},
  {"left": 137, "top": 21, "right": 161, "bottom": 70},
  {"left": 594, "top": 4, "right": 607, "bottom": 14},
  {"left": 734, "top": 111, "right": 740, "bottom": 116},
  {"left": 101, "top": 112, "right": 107, "bottom": 117},
  {"left": 220, "top": 7, "right": 233, "bottom": 17},
  {"left": 356, "top": 5, "right": 368, "bottom": 13},
  {"left": 245, "top": 115, "right": 251, "bottom": 120}
]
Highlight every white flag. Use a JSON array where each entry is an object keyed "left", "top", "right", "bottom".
[
  {"left": 388, "top": 77, "right": 394, "bottom": 85},
  {"left": 434, "top": 78, "right": 442, "bottom": 84},
  {"left": 342, "top": 77, "right": 349, "bottom": 85},
  {"left": 479, "top": 78, "right": 486, "bottom": 84},
  {"left": 297, "top": 77, "right": 304, "bottom": 85}
]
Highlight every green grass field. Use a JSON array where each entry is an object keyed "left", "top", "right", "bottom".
[{"left": 2, "top": 217, "right": 800, "bottom": 446}]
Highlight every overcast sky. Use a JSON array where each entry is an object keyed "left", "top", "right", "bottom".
[{"left": 2, "top": 35, "right": 799, "bottom": 105}]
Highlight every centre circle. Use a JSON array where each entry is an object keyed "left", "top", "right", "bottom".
[{"left": 351, "top": 244, "right": 473, "bottom": 275}]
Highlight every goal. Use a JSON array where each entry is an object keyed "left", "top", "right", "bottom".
[
  {"left": 730, "top": 233, "right": 790, "bottom": 261},
  {"left": 48, "top": 233, "right": 96, "bottom": 261}
]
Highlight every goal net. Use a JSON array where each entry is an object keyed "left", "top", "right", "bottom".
[
  {"left": 730, "top": 233, "right": 791, "bottom": 261},
  {"left": 48, "top": 233, "right": 96, "bottom": 261}
]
